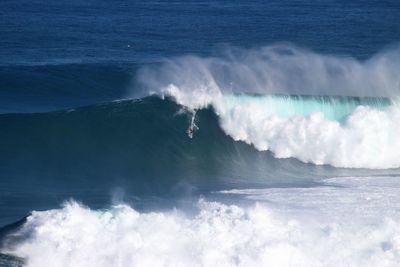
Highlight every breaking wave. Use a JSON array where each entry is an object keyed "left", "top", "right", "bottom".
[{"left": 137, "top": 45, "right": 400, "bottom": 169}]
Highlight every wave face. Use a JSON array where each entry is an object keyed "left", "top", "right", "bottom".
[
  {"left": 3, "top": 176, "right": 400, "bottom": 267},
  {"left": 0, "top": 96, "right": 362, "bottom": 200},
  {"left": 136, "top": 45, "right": 400, "bottom": 169}
]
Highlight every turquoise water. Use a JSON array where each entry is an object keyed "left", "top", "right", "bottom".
[{"left": 223, "top": 94, "right": 392, "bottom": 121}]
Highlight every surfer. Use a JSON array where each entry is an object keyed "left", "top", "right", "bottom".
[
  {"left": 187, "top": 111, "right": 198, "bottom": 139},
  {"left": 187, "top": 126, "right": 194, "bottom": 138}
]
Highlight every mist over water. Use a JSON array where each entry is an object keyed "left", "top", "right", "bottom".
[{"left": 137, "top": 45, "right": 400, "bottom": 100}]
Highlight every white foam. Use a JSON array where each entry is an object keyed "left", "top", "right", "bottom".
[
  {"left": 216, "top": 99, "right": 400, "bottom": 168},
  {"left": 4, "top": 176, "right": 400, "bottom": 267}
]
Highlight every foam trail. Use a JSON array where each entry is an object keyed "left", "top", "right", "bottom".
[
  {"left": 137, "top": 45, "right": 400, "bottom": 169},
  {"left": 4, "top": 176, "right": 400, "bottom": 267}
]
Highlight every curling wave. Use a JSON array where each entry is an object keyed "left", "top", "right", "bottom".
[{"left": 137, "top": 45, "right": 400, "bottom": 169}]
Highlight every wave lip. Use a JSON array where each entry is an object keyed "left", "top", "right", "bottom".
[{"left": 219, "top": 94, "right": 391, "bottom": 121}]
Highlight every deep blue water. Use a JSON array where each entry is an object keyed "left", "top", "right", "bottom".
[
  {"left": 1, "top": 1, "right": 400, "bottom": 266},
  {"left": 1, "top": 0, "right": 400, "bottom": 65}
]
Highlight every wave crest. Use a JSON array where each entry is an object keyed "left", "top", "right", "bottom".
[{"left": 137, "top": 45, "right": 400, "bottom": 169}]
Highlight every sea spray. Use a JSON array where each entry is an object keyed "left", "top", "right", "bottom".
[{"left": 137, "top": 45, "right": 400, "bottom": 99}]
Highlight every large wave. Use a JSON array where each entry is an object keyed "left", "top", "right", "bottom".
[{"left": 136, "top": 45, "right": 400, "bottom": 169}]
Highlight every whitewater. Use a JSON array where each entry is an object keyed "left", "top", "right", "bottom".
[{"left": 3, "top": 176, "right": 400, "bottom": 267}]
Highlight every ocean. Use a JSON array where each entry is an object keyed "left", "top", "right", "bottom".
[{"left": 1, "top": 1, "right": 400, "bottom": 266}]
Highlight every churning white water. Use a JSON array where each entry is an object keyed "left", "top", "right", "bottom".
[{"left": 4, "top": 176, "right": 400, "bottom": 267}]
